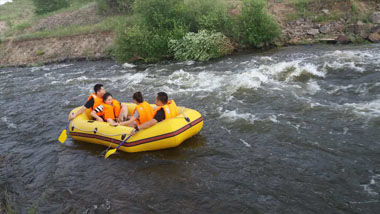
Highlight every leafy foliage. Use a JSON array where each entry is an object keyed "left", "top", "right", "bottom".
[
  {"left": 169, "top": 30, "right": 233, "bottom": 61},
  {"left": 236, "top": 0, "right": 281, "bottom": 47},
  {"left": 32, "top": 0, "right": 69, "bottom": 15},
  {"left": 113, "top": 0, "right": 281, "bottom": 62},
  {"left": 113, "top": 0, "right": 190, "bottom": 62}
]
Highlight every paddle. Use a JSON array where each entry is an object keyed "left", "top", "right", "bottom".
[
  {"left": 58, "top": 113, "right": 73, "bottom": 143},
  {"left": 104, "top": 134, "right": 133, "bottom": 159}
]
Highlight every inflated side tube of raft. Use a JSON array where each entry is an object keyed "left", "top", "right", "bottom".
[{"left": 68, "top": 103, "right": 203, "bottom": 153}]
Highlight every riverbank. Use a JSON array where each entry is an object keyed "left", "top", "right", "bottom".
[
  {"left": 1, "top": 0, "right": 380, "bottom": 67},
  {"left": 0, "top": 32, "right": 114, "bottom": 67}
]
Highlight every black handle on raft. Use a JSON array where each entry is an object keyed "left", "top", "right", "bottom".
[{"left": 182, "top": 107, "right": 190, "bottom": 122}]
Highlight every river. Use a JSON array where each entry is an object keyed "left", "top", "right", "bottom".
[{"left": 0, "top": 44, "right": 379, "bottom": 213}]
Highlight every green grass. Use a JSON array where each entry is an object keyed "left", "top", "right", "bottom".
[
  {"left": 314, "top": 12, "right": 345, "bottom": 22},
  {"left": 11, "top": 15, "right": 129, "bottom": 41},
  {"left": 0, "top": 0, "right": 35, "bottom": 23},
  {"left": 35, "top": 0, "right": 96, "bottom": 19},
  {"left": 286, "top": 0, "right": 315, "bottom": 21},
  {"left": 0, "top": 0, "right": 104, "bottom": 40},
  {"left": 290, "top": 0, "right": 310, "bottom": 15},
  {"left": 0, "top": 0, "right": 131, "bottom": 41}
]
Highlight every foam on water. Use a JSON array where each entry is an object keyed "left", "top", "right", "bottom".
[
  {"left": 175, "top": 60, "right": 195, "bottom": 66},
  {"left": 239, "top": 139, "right": 252, "bottom": 148},
  {"left": 305, "top": 81, "right": 321, "bottom": 95},
  {"left": 31, "top": 64, "right": 73, "bottom": 72},
  {"left": 164, "top": 58, "right": 324, "bottom": 98},
  {"left": 122, "top": 63, "right": 136, "bottom": 68},
  {"left": 268, "top": 115, "right": 279, "bottom": 123},
  {"left": 219, "top": 108, "right": 258, "bottom": 124},
  {"left": 320, "top": 49, "right": 380, "bottom": 73},
  {"left": 166, "top": 69, "right": 265, "bottom": 95},
  {"left": 323, "top": 61, "right": 365, "bottom": 72},
  {"left": 342, "top": 99, "right": 380, "bottom": 118},
  {"left": 1, "top": 116, "right": 17, "bottom": 129},
  {"left": 258, "top": 60, "right": 324, "bottom": 80},
  {"left": 361, "top": 174, "right": 380, "bottom": 196},
  {"left": 65, "top": 76, "right": 89, "bottom": 83},
  {"left": 323, "top": 50, "right": 374, "bottom": 62}
]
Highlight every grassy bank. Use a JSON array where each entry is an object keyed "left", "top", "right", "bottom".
[
  {"left": 0, "top": 0, "right": 128, "bottom": 41},
  {"left": 1, "top": 0, "right": 379, "bottom": 66}
]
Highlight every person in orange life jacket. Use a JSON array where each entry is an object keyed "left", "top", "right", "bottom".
[
  {"left": 68, "top": 84, "right": 129, "bottom": 121},
  {"left": 132, "top": 92, "right": 178, "bottom": 134},
  {"left": 119, "top": 92, "right": 154, "bottom": 127},
  {"left": 69, "top": 84, "right": 105, "bottom": 121},
  {"left": 91, "top": 92, "right": 121, "bottom": 126}
]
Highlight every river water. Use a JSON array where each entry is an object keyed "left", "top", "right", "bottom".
[{"left": 0, "top": 44, "right": 379, "bottom": 213}]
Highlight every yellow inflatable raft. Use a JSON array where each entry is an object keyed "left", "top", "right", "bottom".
[{"left": 68, "top": 103, "right": 203, "bottom": 153}]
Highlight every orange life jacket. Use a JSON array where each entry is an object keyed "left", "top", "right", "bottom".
[
  {"left": 102, "top": 99, "right": 121, "bottom": 121},
  {"left": 87, "top": 93, "right": 103, "bottom": 116},
  {"left": 154, "top": 100, "right": 178, "bottom": 120},
  {"left": 133, "top": 101, "right": 154, "bottom": 125}
]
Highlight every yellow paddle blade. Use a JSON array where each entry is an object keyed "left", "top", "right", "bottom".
[
  {"left": 58, "top": 129, "right": 67, "bottom": 143},
  {"left": 105, "top": 148, "right": 117, "bottom": 159}
]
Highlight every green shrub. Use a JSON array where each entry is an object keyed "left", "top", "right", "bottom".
[
  {"left": 32, "top": 0, "right": 69, "bottom": 15},
  {"left": 112, "top": 0, "right": 280, "bottom": 62},
  {"left": 187, "top": 0, "right": 233, "bottom": 36},
  {"left": 113, "top": 0, "right": 190, "bottom": 62},
  {"left": 113, "top": 0, "right": 234, "bottom": 62},
  {"left": 96, "top": 0, "right": 134, "bottom": 14},
  {"left": 236, "top": 0, "right": 281, "bottom": 47},
  {"left": 169, "top": 30, "right": 234, "bottom": 61},
  {"left": 113, "top": 24, "right": 187, "bottom": 62}
]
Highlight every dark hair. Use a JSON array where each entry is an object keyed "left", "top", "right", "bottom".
[
  {"left": 133, "top": 91, "right": 144, "bottom": 103},
  {"left": 94, "top": 84, "right": 104, "bottom": 93},
  {"left": 156, "top": 92, "right": 168, "bottom": 104},
  {"left": 103, "top": 92, "right": 112, "bottom": 102}
]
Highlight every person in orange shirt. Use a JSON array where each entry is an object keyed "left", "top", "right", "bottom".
[
  {"left": 119, "top": 92, "right": 154, "bottom": 127},
  {"left": 132, "top": 92, "right": 178, "bottom": 133},
  {"left": 69, "top": 84, "right": 129, "bottom": 121},
  {"left": 91, "top": 92, "right": 121, "bottom": 126},
  {"left": 69, "top": 84, "right": 105, "bottom": 120}
]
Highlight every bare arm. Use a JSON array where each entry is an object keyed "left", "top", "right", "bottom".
[
  {"left": 69, "top": 106, "right": 87, "bottom": 120},
  {"left": 119, "top": 116, "right": 136, "bottom": 127},
  {"left": 107, "top": 118, "right": 118, "bottom": 126},
  {"left": 118, "top": 103, "right": 129, "bottom": 122},
  {"left": 137, "top": 119, "right": 157, "bottom": 131},
  {"left": 90, "top": 110, "right": 104, "bottom": 122}
]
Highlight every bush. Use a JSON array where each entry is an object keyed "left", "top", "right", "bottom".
[
  {"left": 32, "top": 0, "right": 69, "bottom": 15},
  {"left": 236, "top": 0, "right": 281, "bottom": 47},
  {"left": 169, "top": 30, "right": 234, "bottom": 61},
  {"left": 113, "top": 25, "right": 187, "bottom": 62},
  {"left": 96, "top": 0, "right": 134, "bottom": 14},
  {"left": 113, "top": 0, "right": 233, "bottom": 62},
  {"left": 112, "top": 26, "right": 164, "bottom": 62},
  {"left": 112, "top": 0, "right": 281, "bottom": 62},
  {"left": 113, "top": 0, "right": 190, "bottom": 62}
]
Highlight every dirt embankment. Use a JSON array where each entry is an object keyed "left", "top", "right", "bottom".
[
  {"left": 0, "top": 32, "right": 114, "bottom": 67},
  {"left": 268, "top": 0, "right": 380, "bottom": 45},
  {"left": 0, "top": 3, "right": 114, "bottom": 67}
]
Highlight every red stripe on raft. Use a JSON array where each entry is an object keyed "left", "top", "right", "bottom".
[{"left": 70, "top": 117, "right": 203, "bottom": 148}]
